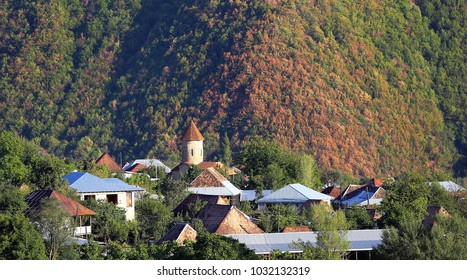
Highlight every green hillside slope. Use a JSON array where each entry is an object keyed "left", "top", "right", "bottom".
[{"left": 0, "top": 0, "right": 464, "bottom": 177}]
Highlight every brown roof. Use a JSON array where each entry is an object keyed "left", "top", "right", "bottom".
[
  {"left": 367, "top": 209, "right": 382, "bottom": 221},
  {"left": 181, "top": 120, "right": 204, "bottom": 141},
  {"left": 191, "top": 167, "right": 228, "bottom": 188},
  {"left": 170, "top": 162, "right": 192, "bottom": 173},
  {"left": 194, "top": 204, "right": 264, "bottom": 234},
  {"left": 173, "top": 194, "right": 229, "bottom": 217},
  {"left": 155, "top": 223, "right": 197, "bottom": 245},
  {"left": 26, "top": 190, "right": 96, "bottom": 217},
  {"left": 95, "top": 152, "right": 122, "bottom": 173},
  {"left": 125, "top": 163, "right": 148, "bottom": 173},
  {"left": 282, "top": 226, "right": 312, "bottom": 233},
  {"left": 197, "top": 161, "right": 223, "bottom": 170},
  {"left": 321, "top": 186, "right": 341, "bottom": 198},
  {"left": 422, "top": 205, "right": 450, "bottom": 229}
]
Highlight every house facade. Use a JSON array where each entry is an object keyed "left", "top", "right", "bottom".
[
  {"left": 63, "top": 172, "right": 144, "bottom": 220},
  {"left": 25, "top": 190, "right": 96, "bottom": 237},
  {"left": 256, "top": 183, "right": 333, "bottom": 211}
]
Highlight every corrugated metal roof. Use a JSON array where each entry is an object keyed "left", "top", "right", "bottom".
[
  {"left": 225, "top": 229, "right": 383, "bottom": 254},
  {"left": 240, "top": 190, "right": 274, "bottom": 201},
  {"left": 188, "top": 184, "right": 241, "bottom": 196},
  {"left": 357, "top": 198, "right": 383, "bottom": 206},
  {"left": 256, "top": 183, "right": 333, "bottom": 204},
  {"left": 64, "top": 172, "right": 145, "bottom": 193},
  {"left": 437, "top": 181, "right": 465, "bottom": 192},
  {"left": 123, "top": 159, "right": 171, "bottom": 173}
]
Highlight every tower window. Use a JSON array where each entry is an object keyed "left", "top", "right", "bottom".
[{"left": 191, "top": 149, "right": 194, "bottom": 156}]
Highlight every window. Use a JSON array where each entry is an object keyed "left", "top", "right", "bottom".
[
  {"left": 106, "top": 194, "right": 118, "bottom": 204},
  {"left": 84, "top": 195, "right": 96, "bottom": 201},
  {"left": 191, "top": 149, "right": 194, "bottom": 156}
]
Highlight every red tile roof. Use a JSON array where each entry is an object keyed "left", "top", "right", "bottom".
[
  {"left": 26, "top": 190, "right": 96, "bottom": 217},
  {"left": 95, "top": 152, "right": 122, "bottom": 173},
  {"left": 181, "top": 120, "right": 204, "bottom": 141}
]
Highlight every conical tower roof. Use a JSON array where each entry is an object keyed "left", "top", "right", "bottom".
[{"left": 181, "top": 120, "right": 204, "bottom": 141}]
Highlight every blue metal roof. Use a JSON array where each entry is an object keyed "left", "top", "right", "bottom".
[
  {"left": 340, "top": 188, "right": 377, "bottom": 206},
  {"left": 64, "top": 172, "right": 144, "bottom": 193}
]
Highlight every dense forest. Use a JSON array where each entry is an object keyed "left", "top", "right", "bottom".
[{"left": 0, "top": 0, "right": 465, "bottom": 178}]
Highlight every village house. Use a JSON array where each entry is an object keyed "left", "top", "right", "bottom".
[
  {"left": 188, "top": 167, "right": 242, "bottom": 206},
  {"left": 25, "top": 190, "right": 96, "bottom": 237},
  {"left": 95, "top": 152, "right": 123, "bottom": 173},
  {"left": 333, "top": 178, "right": 386, "bottom": 208},
  {"left": 320, "top": 185, "right": 342, "bottom": 199},
  {"left": 240, "top": 189, "right": 274, "bottom": 202},
  {"left": 122, "top": 158, "right": 171, "bottom": 179},
  {"left": 155, "top": 223, "right": 197, "bottom": 245},
  {"left": 173, "top": 193, "right": 230, "bottom": 218},
  {"left": 194, "top": 204, "right": 264, "bottom": 234},
  {"left": 63, "top": 171, "right": 144, "bottom": 221},
  {"left": 256, "top": 183, "right": 334, "bottom": 211}
]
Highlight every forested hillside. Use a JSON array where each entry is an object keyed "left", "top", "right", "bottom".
[{"left": 1, "top": 0, "right": 465, "bottom": 178}]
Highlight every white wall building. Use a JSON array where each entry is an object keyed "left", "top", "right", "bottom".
[{"left": 64, "top": 171, "right": 144, "bottom": 221}]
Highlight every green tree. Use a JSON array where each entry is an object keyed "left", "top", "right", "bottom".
[
  {"left": 193, "top": 232, "right": 259, "bottom": 260},
  {"left": 300, "top": 204, "right": 350, "bottom": 259},
  {"left": 0, "top": 183, "right": 28, "bottom": 214},
  {"left": 136, "top": 194, "right": 173, "bottom": 240},
  {"left": 373, "top": 215, "right": 467, "bottom": 260},
  {"left": 239, "top": 140, "right": 320, "bottom": 189},
  {"left": 159, "top": 178, "right": 190, "bottom": 210},
  {"left": 82, "top": 199, "right": 128, "bottom": 243},
  {"left": 296, "top": 154, "right": 322, "bottom": 189},
  {"left": 345, "top": 207, "right": 374, "bottom": 230},
  {"left": 221, "top": 132, "right": 232, "bottom": 168},
  {"left": 380, "top": 173, "right": 430, "bottom": 228},
  {"left": 105, "top": 241, "right": 127, "bottom": 260},
  {"left": 0, "top": 213, "right": 47, "bottom": 260},
  {"left": 80, "top": 237, "right": 104, "bottom": 260},
  {"left": 29, "top": 154, "right": 70, "bottom": 190},
  {"left": 30, "top": 198, "right": 75, "bottom": 260},
  {"left": 0, "top": 131, "right": 28, "bottom": 186},
  {"left": 258, "top": 204, "right": 303, "bottom": 233},
  {"left": 182, "top": 165, "right": 204, "bottom": 183}
]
